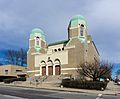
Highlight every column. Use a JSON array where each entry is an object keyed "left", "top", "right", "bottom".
[
  {"left": 53, "top": 65, "right": 55, "bottom": 75},
  {"left": 46, "top": 66, "right": 48, "bottom": 76},
  {"left": 40, "top": 66, "right": 42, "bottom": 76}
]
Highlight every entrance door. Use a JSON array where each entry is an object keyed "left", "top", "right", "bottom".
[
  {"left": 55, "top": 65, "right": 61, "bottom": 75},
  {"left": 42, "top": 67, "right": 46, "bottom": 76},
  {"left": 48, "top": 66, "right": 53, "bottom": 75}
]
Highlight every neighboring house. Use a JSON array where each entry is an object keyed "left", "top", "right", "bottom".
[
  {"left": 27, "top": 15, "right": 100, "bottom": 77},
  {"left": 0, "top": 65, "right": 27, "bottom": 77}
]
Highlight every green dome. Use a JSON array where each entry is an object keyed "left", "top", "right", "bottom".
[
  {"left": 30, "top": 28, "right": 45, "bottom": 40},
  {"left": 69, "top": 15, "right": 87, "bottom": 27},
  {"left": 31, "top": 28, "right": 44, "bottom": 35}
]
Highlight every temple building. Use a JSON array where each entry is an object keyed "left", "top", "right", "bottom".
[{"left": 27, "top": 15, "right": 100, "bottom": 77}]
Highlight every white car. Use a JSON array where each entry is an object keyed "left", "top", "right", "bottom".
[{"left": 117, "top": 81, "right": 120, "bottom": 85}]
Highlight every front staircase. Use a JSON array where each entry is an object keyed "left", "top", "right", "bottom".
[
  {"left": 25, "top": 75, "right": 63, "bottom": 87},
  {"left": 41, "top": 75, "right": 63, "bottom": 87}
]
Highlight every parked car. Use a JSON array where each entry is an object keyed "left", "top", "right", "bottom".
[{"left": 117, "top": 80, "right": 120, "bottom": 85}]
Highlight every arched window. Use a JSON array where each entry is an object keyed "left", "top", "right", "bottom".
[
  {"left": 58, "top": 48, "right": 61, "bottom": 51},
  {"left": 47, "top": 60, "right": 53, "bottom": 66},
  {"left": 54, "top": 49, "right": 57, "bottom": 52},
  {"left": 41, "top": 60, "right": 46, "bottom": 67},
  {"left": 36, "top": 36, "right": 40, "bottom": 46},
  {"left": 54, "top": 59, "right": 61, "bottom": 65},
  {"left": 80, "top": 24, "right": 84, "bottom": 36},
  {"left": 81, "top": 24, "right": 84, "bottom": 27}
]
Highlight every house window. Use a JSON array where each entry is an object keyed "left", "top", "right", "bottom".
[
  {"left": 5, "top": 70, "right": 8, "bottom": 75},
  {"left": 62, "top": 48, "right": 64, "bottom": 51},
  {"left": 16, "top": 70, "right": 22, "bottom": 72}
]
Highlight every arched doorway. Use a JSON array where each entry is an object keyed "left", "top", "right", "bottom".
[
  {"left": 54, "top": 59, "right": 61, "bottom": 75},
  {"left": 48, "top": 66, "right": 53, "bottom": 75},
  {"left": 42, "top": 67, "right": 46, "bottom": 76},
  {"left": 41, "top": 61, "right": 46, "bottom": 76},
  {"left": 47, "top": 60, "right": 53, "bottom": 75}
]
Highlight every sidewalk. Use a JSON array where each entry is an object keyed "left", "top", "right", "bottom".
[{"left": 0, "top": 81, "right": 120, "bottom": 96}]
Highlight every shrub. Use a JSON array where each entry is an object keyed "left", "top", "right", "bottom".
[
  {"left": 3, "top": 77, "right": 26, "bottom": 83},
  {"left": 62, "top": 79, "right": 108, "bottom": 90},
  {"left": 4, "top": 78, "right": 17, "bottom": 83},
  {"left": 62, "top": 78, "right": 71, "bottom": 87},
  {"left": 0, "top": 76, "right": 17, "bottom": 82},
  {"left": 17, "top": 77, "right": 26, "bottom": 81}
]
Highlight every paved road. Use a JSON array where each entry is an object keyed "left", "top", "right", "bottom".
[{"left": 0, "top": 85, "right": 119, "bottom": 99}]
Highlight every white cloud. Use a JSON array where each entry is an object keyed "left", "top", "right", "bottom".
[{"left": 0, "top": 0, "right": 120, "bottom": 63}]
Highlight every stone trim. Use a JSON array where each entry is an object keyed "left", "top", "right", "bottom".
[
  {"left": 27, "top": 70, "right": 40, "bottom": 73},
  {"left": 61, "top": 68, "right": 81, "bottom": 70}
]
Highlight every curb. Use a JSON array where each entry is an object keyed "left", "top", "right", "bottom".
[{"left": 0, "top": 83, "right": 119, "bottom": 96}]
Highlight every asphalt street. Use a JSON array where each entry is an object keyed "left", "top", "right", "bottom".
[{"left": 0, "top": 85, "right": 119, "bottom": 99}]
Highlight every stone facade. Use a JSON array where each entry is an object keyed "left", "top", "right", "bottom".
[{"left": 27, "top": 15, "right": 100, "bottom": 77}]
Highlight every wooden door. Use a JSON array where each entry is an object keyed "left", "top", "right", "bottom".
[
  {"left": 42, "top": 67, "right": 46, "bottom": 76},
  {"left": 55, "top": 65, "right": 61, "bottom": 75},
  {"left": 48, "top": 66, "right": 53, "bottom": 75}
]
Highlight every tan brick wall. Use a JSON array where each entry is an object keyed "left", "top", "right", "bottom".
[
  {"left": 87, "top": 41, "right": 100, "bottom": 63},
  {"left": 30, "top": 39, "right": 35, "bottom": 48},
  {"left": 0, "top": 66, "right": 11, "bottom": 76},
  {"left": 67, "top": 38, "right": 85, "bottom": 67},
  {"left": 61, "top": 69, "right": 78, "bottom": 77},
  {"left": 60, "top": 38, "right": 86, "bottom": 77},
  {"left": 27, "top": 48, "right": 36, "bottom": 71},
  {"left": 0, "top": 65, "right": 26, "bottom": 76},
  {"left": 69, "top": 28, "right": 79, "bottom": 38},
  {"left": 41, "top": 40, "right": 46, "bottom": 49}
]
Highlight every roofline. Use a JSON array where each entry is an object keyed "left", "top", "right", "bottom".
[
  {"left": 48, "top": 40, "right": 69, "bottom": 46},
  {"left": 0, "top": 64, "right": 26, "bottom": 67},
  {"left": 92, "top": 41, "right": 100, "bottom": 56}
]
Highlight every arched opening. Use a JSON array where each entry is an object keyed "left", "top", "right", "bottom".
[
  {"left": 54, "top": 59, "right": 61, "bottom": 75},
  {"left": 54, "top": 49, "right": 57, "bottom": 52},
  {"left": 47, "top": 60, "right": 53, "bottom": 75},
  {"left": 81, "top": 24, "right": 84, "bottom": 27},
  {"left": 80, "top": 24, "right": 84, "bottom": 36},
  {"left": 58, "top": 48, "right": 61, "bottom": 51},
  {"left": 41, "top": 61, "right": 46, "bottom": 76},
  {"left": 42, "top": 67, "right": 46, "bottom": 76},
  {"left": 36, "top": 36, "right": 40, "bottom": 46}
]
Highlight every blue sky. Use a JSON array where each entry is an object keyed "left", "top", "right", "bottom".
[
  {"left": 112, "top": 64, "right": 120, "bottom": 79},
  {"left": 0, "top": 0, "right": 120, "bottom": 64}
]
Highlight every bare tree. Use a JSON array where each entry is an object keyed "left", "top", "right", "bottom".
[
  {"left": 20, "top": 48, "right": 27, "bottom": 66},
  {"left": 6, "top": 50, "right": 18, "bottom": 65},
  {"left": 115, "top": 69, "right": 120, "bottom": 81},
  {"left": 5, "top": 48, "right": 27, "bottom": 66},
  {"left": 116, "top": 69, "right": 120, "bottom": 76},
  {"left": 77, "top": 61, "right": 113, "bottom": 81}
]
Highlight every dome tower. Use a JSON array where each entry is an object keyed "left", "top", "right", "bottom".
[
  {"left": 68, "top": 15, "right": 88, "bottom": 43},
  {"left": 27, "top": 28, "right": 47, "bottom": 71},
  {"left": 29, "top": 28, "right": 46, "bottom": 53}
]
